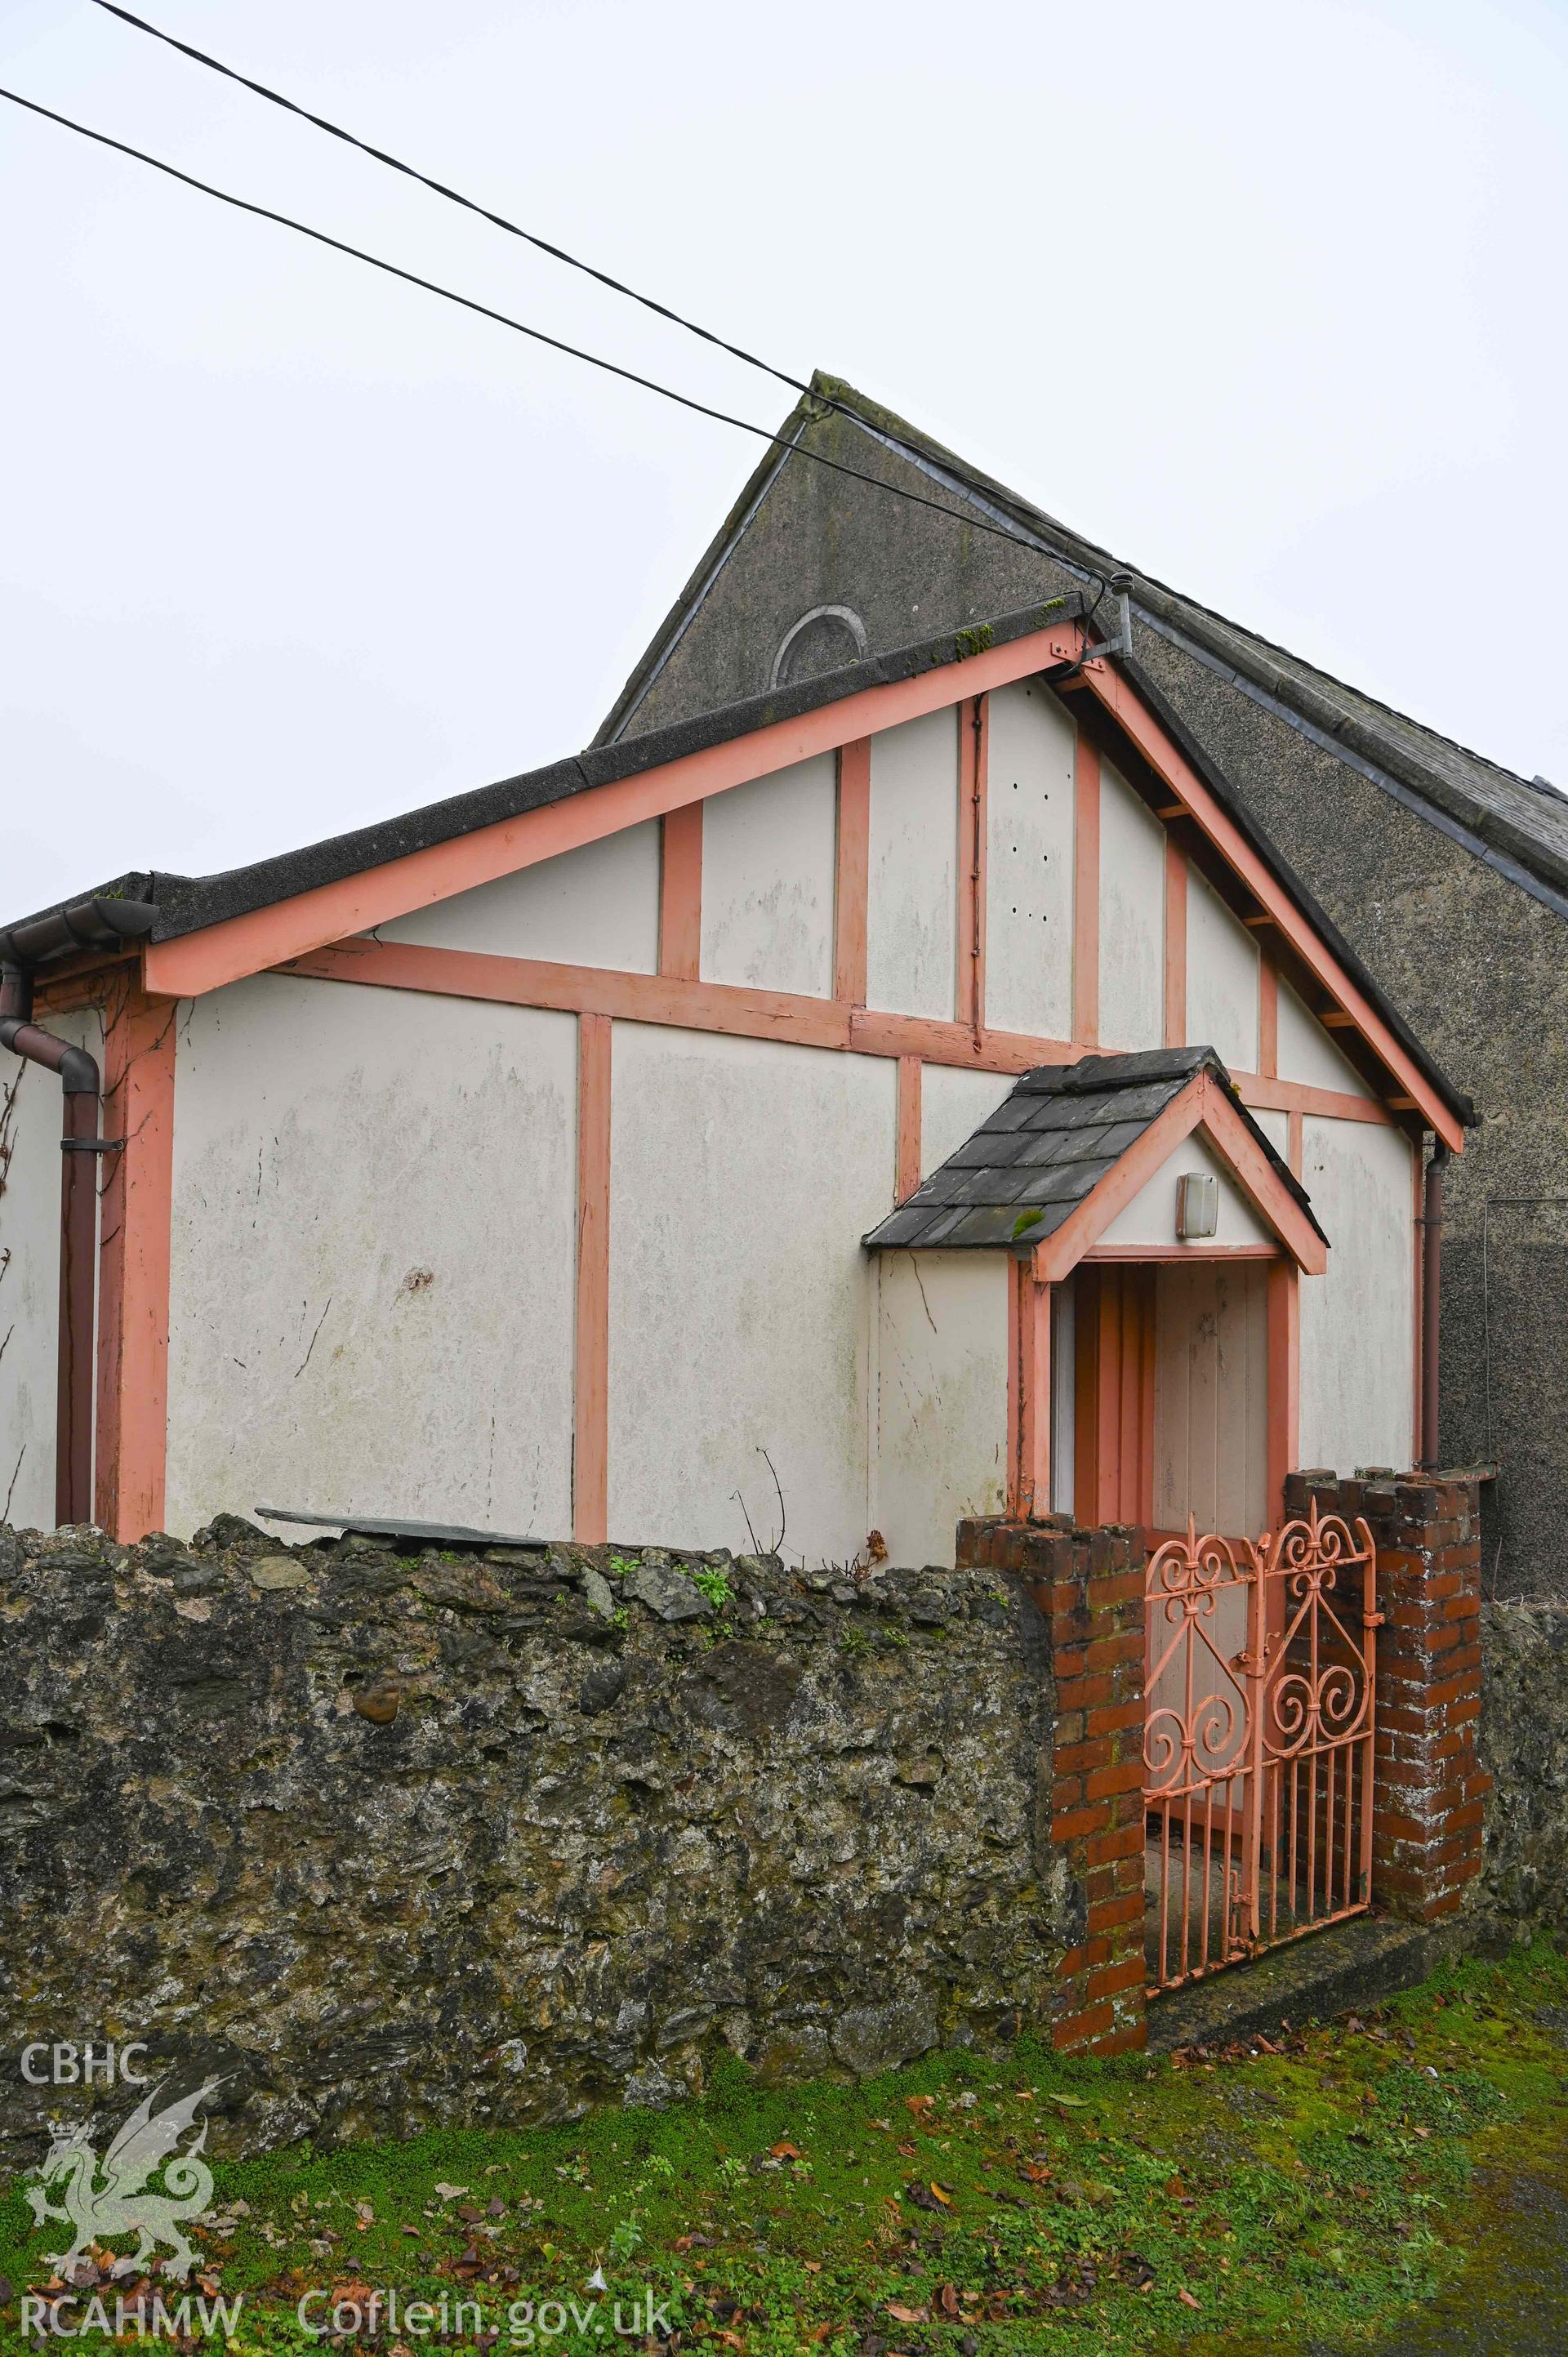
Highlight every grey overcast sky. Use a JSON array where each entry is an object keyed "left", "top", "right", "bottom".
[{"left": 2, "top": 0, "right": 1565, "bottom": 918}]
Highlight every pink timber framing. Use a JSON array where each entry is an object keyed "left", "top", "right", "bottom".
[
  {"left": 1005, "top": 1070, "right": 1322, "bottom": 1522},
  {"left": 1006, "top": 1263, "right": 1052, "bottom": 1519},
  {"left": 833, "top": 737, "right": 871, "bottom": 1008},
  {"left": 93, "top": 977, "right": 176, "bottom": 1539},
  {"left": 1030, "top": 1072, "right": 1326, "bottom": 1286},
  {"left": 278, "top": 937, "right": 1394, "bottom": 1133},
  {"left": 659, "top": 804, "right": 703, "bottom": 981},
  {"left": 1082, "top": 661, "right": 1463, "bottom": 1152},
  {"left": 75, "top": 620, "right": 1451, "bottom": 1542},
  {"left": 956, "top": 694, "right": 988, "bottom": 1034}
]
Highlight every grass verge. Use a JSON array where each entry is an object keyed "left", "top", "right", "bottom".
[{"left": 2, "top": 1942, "right": 1564, "bottom": 2355}]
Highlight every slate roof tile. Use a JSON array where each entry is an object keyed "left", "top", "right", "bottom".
[{"left": 864, "top": 1046, "right": 1326, "bottom": 1254}]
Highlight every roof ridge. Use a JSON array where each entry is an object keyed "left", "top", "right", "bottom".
[{"left": 806, "top": 371, "right": 1553, "bottom": 805}]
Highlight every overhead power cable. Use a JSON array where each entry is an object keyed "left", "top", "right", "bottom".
[
  {"left": 90, "top": 0, "right": 808, "bottom": 403},
  {"left": 0, "top": 84, "right": 1051, "bottom": 555},
  {"left": 85, "top": 0, "right": 1061, "bottom": 576}
]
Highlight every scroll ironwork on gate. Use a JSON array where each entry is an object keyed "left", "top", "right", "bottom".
[{"left": 1143, "top": 1502, "right": 1380, "bottom": 1994}]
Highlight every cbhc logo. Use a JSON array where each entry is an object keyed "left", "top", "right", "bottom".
[{"left": 20, "top": 2043, "right": 150, "bottom": 2086}]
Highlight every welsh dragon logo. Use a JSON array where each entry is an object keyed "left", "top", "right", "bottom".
[{"left": 22, "top": 2075, "right": 224, "bottom": 2282}]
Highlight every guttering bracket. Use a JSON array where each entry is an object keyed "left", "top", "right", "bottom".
[{"left": 61, "top": 1137, "right": 125, "bottom": 1153}]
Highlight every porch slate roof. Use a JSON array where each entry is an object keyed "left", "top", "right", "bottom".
[{"left": 862, "top": 1046, "right": 1325, "bottom": 1254}]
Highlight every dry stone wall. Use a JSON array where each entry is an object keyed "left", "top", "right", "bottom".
[{"left": 0, "top": 1517, "right": 1073, "bottom": 2167}]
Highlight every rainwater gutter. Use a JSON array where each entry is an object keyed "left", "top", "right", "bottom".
[{"left": 0, "top": 896, "right": 159, "bottom": 1525}]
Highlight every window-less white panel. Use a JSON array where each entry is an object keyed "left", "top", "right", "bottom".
[
  {"left": 875, "top": 1251, "right": 1008, "bottom": 1567},
  {"left": 1098, "top": 758, "right": 1165, "bottom": 1051},
  {"left": 984, "top": 680, "right": 1075, "bottom": 1039},
  {"left": 0, "top": 1009, "right": 102, "bottom": 1529},
  {"left": 166, "top": 976, "right": 577, "bottom": 1539},
  {"left": 1298, "top": 1117, "right": 1416, "bottom": 1473},
  {"left": 1099, "top": 1132, "right": 1274, "bottom": 1250},
  {"left": 920, "top": 1063, "right": 1018, "bottom": 1178},
  {"left": 1276, "top": 978, "right": 1374, "bottom": 1098},
  {"left": 378, "top": 821, "right": 661, "bottom": 974},
  {"left": 866, "top": 707, "right": 960, "bottom": 1019},
  {"left": 1186, "top": 866, "right": 1259, "bottom": 1074},
  {"left": 609, "top": 1026, "right": 895, "bottom": 1566},
  {"left": 1153, "top": 1261, "right": 1269, "bottom": 1535},
  {"left": 1251, "top": 1107, "right": 1290, "bottom": 1159},
  {"left": 700, "top": 753, "right": 836, "bottom": 998}
]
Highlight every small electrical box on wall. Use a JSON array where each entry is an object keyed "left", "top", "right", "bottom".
[{"left": 1176, "top": 1170, "right": 1218, "bottom": 1240}]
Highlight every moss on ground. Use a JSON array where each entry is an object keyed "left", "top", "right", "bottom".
[{"left": 1, "top": 1944, "right": 1564, "bottom": 2355}]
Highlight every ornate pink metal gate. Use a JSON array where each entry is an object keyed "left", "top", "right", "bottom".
[{"left": 1143, "top": 1502, "right": 1380, "bottom": 1994}]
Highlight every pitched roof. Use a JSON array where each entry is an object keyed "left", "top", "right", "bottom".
[
  {"left": 864, "top": 1048, "right": 1325, "bottom": 1253},
  {"left": 1, "top": 595, "right": 1088, "bottom": 962},
  {"left": 2, "top": 588, "right": 1472, "bottom": 1131},
  {"left": 599, "top": 372, "right": 1568, "bottom": 920}
]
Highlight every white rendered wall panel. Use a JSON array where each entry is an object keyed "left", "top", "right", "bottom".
[
  {"left": 378, "top": 822, "right": 661, "bottom": 974},
  {"left": 0, "top": 1010, "right": 101, "bottom": 1529},
  {"left": 166, "top": 976, "right": 577, "bottom": 1539},
  {"left": 1298, "top": 1117, "right": 1416, "bottom": 1473},
  {"left": 984, "top": 681, "right": 1076, "bottom": 1039},
  {"left": 920, "top": 1064, "right": 1017, "bottom": 1178},
  {"left": 699, "top": 754, "right": 836, "bottom": 998},
  {"left": 1252, "top": 1107, "right": 1290, "bottom": 1159},
  {"left": 866, "top": 707, "right": 960, "bottom": 1020},
  {"left": 1098, "top": 757, "right": 1165, "bottom": 1052},
  {"left": 1186, "top": 867, "right": 1259, "bottom": 1075},
  {"left": 1153, "top": 1261, "right": 1269, "bottom": 1535},
  {"left": 1276, "top": 978, "right": 1373, "bottom": 1098},
  {"left": 875, "top": 1252, "right": 1008, "bottom": 1568},
  {"left": 608, "top": 1026, "right": 895, "bottom": 1565},
  {"left": 1100, "top": 1132, "right": 1274, "bottom": 1250}
]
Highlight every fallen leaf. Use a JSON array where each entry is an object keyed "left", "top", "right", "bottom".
[
  {"left": 1414, "top": 2126, "right": 1431, "bottom": 2140},
  {"left": 1165, "top": 2174, "right": 1187, "bottom": 2199},
  {"left": 929, "top": 2181, "right": 955, "bottom": 2207},
  {"left": 1179, "top": 2288, "right": 1200, "bottom": 2310},
  {"left": 769, "top": 2142, "right": 803, "bottom": 2161},
  {"left": 433, "top": 2183, "right": 468, "bottom": 2200},
  {"left": 905, "top": 2095, "right": 936, "bottom": 2116},
  {"left": 898, "top": 2141, "right": 918, "bottom": 2158},
  {"left": 804, "top": 2261, "right": 821, "bottom": 2274},
  {"left": 327, "top": 2279, "right": 376, "bottom": 2309},
  {"left": 938, "top": 2283, "right": 960, "bottom": 2318},
  {"left": 1049, "top": 2092, "right": 1090, "bottom": 2108},
  {"left": 887, "top": 2303, "right": 929, "bottom": 2324}
]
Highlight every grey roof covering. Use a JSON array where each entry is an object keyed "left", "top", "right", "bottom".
[
  {"left": 603, "top": 372, "right": 1568, "bottom": 918},
  {"left": 864, "top": 1047, "right": 1327, "bottom": 1254},
  {"left": 2, "top": 582, "right": 1470, "bottom": 1128},
  {"left": 0, "top": 595, "right": 1086, "bottom": 955}
]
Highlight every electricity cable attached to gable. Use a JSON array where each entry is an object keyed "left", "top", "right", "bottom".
[{"left": 0, "top": 82, "right": 1050, "bottom": 558}]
